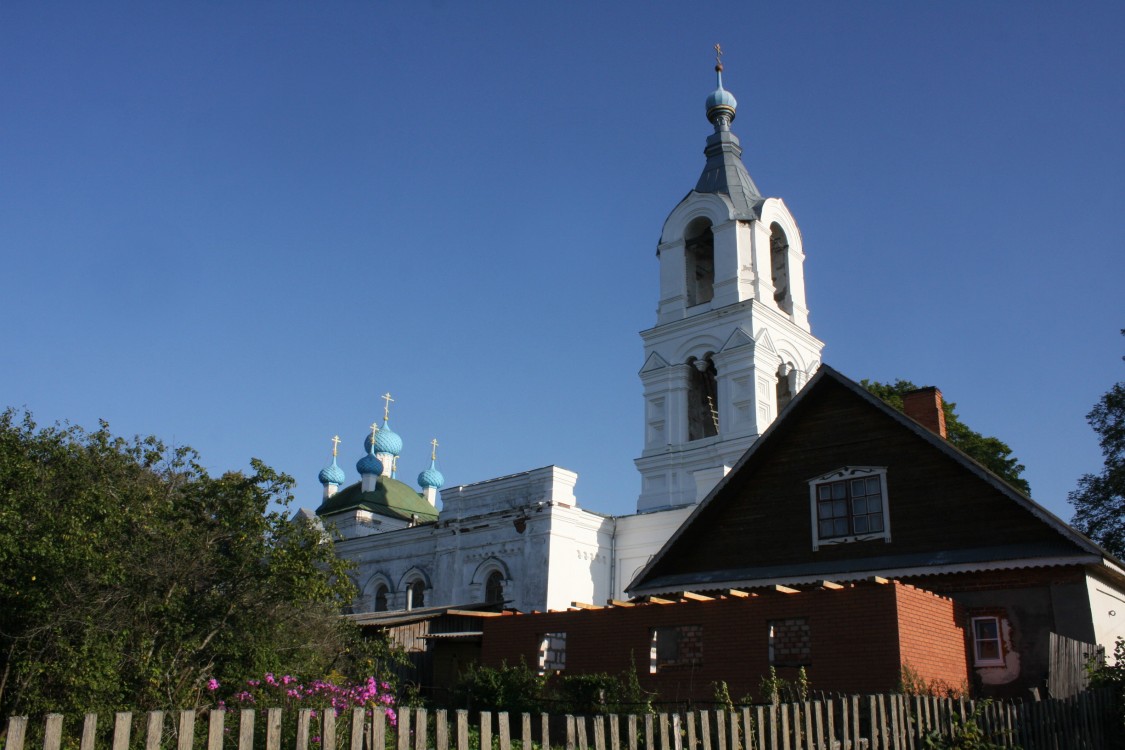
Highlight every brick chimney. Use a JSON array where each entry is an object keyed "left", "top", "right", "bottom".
[{"left": 902, "top": 386, "right": 947, "bottom": 439}]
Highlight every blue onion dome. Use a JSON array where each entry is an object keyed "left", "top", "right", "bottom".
[
  {"left": 418, "top": 460, "right": 445, "bottom": 490},
  {"left": 356, "top": 449, "right": 384, "bottom": 477},
  {"left": 705, "top": 64, "right": 737, "bottom": 124},
  {"left": 318, "top": 456, "right": 345, "bottom": 486},
  {"left": 373, "top": 420, "right": 403, "bottom": 456}
]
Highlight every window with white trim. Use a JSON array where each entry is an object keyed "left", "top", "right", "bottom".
[
  {"left": 808, "top": 467, "right": 890, "bottom": 550},
  {"left": 971, "top": 616, "right": 1004, "bottom": 666}
]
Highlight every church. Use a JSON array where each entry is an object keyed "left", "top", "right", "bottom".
[{"left": 311, "top": 58, "right": 824, "bottom": 615}]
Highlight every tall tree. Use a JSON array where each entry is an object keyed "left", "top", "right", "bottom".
[
  {"left": 1069, "top": 332, "right": 1125, "bottom": 558},
  {"left": 861, "top": 379, "right": 1030, "bottom": 495},
  {"left": 0, "top": 410, "right": 369, "bottom": 717}
]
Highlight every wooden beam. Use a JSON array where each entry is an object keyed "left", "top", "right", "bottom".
[
  {"left": 816, "top": 581, "right": 844, "bottom": 590},
  {"left": 723, "top": 589, "right": 750, "bottom": 598},
  {"left": 681, "top": 591, "right": 713, "bottom": 601},
  {"left": 607, "top": 599, "right": 635, "bottom": 607},
  {"left": 771, "top": 585, "right": 799, "bottom": 594},
  {"left": 868, "top": 576, "right": 890, "bottom": 585},
  {"left": 570, "top": 601, "right": 600, "bottom": 610},
  {"left": 647, "top": 596, "right": 675, "bottom": 604}
]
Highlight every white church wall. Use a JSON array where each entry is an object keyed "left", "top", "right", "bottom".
[{"left": 612, "top": 506, "right": 694, "bottom": 600}]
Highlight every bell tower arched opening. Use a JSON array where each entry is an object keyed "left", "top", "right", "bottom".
[
  {"left": 687, "top": 355, "right": 719, "bottom": 441},
  {"left": 684, "top": 219, "right": 715, "bottom": 308},
  {"left": 770, "top": 223, "right": 793, "bottom": 317},
  {"left": 776, "top": 362, "right": 796, "bottom": 414}
]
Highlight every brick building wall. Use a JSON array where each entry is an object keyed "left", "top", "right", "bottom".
[{"left": 481, "top": 581, "right": 968, "bottom": 703}]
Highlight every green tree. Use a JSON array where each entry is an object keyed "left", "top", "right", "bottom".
[
  {"left": 861, "top": 380, "right": 1030, "bottom": 495},
  {"left": 1069, "top": 332, "right": 1125, "bottom": 557},
  {"left": 0, "top": 409, "right": 370, "bottom": 718}
]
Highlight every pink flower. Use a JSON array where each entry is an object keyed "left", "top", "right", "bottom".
[{"left": 207, "top": 678, "right": 220, "bottom": 692}]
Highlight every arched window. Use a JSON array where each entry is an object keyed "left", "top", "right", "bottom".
[
  {"left": 374, "top": 584, "right": 389, "bottom": 612},
  {"left": 776, "top": 362, "right": 795, "bottom": 413},
  {"left": 407, "top": 580, "right": 425, "bottom": 610},
  {"left": 770, "top": 223, "right": 792, "bottom": 316},
  {"left": 684, "top": 220, "right": 715, "bottom": 307},
  {"left": 485, "top": 571, "right": 505, "bottom": 605},
  {"left": 687, "top": 355, "right": 719, "bottom": 441}
]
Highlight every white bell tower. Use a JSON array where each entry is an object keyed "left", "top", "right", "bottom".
[{"left": 635, "top": 53, "right": 824, "bottom": 512}]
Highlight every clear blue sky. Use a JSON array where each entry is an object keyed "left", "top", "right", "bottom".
[{"left": 2, "top": 2, "right": 1122, "bottom": 523}]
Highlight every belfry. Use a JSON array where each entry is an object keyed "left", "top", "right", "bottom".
[{"left": 634, "top": 48, "right": 824, "bottom": 511}]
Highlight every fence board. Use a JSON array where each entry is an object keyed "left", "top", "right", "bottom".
[
  {"left": 323, "top": 710, "right": 336, "bottom": 750},
  {"left": 545, "top": 713, "right": 553, "bottom": 750},
  {"left": 42, "top": 714, "right": 63, "bottom": 750},
  {"left": 611, "top": 715, "right": 622, "bottom": 750},
  {"left": 595, "top": 716, "right": 607, "bottom": 750},
  {"left": 523, "top": 713, "right": 532, "bottom": 750},
  {"left": 265, "top": 708, "right": 281, "bottom": 750},
  {"left": 84, "top": 713, "right": 100, "bottom": 750},
  {"left": 627, "top": 714, "right": 638, "bottom": 750},
  {"left": 437, "top": 709, "right": 449, "bottom": 750},
  {"left": 457, "top": 710, "right": 468, "bottom": 750},
  {"left": 5, "top": 716, "right": 28, "bottom": 750},
  {"left": 578, "top": 715, "right": 589, "bottom": 750},
  {"left": 373, "top": 707, "right": 386, "bottom": 750},
  {"left": 499, "top": 711, "right": 510, "bottom": 750},
  {"left": 114, "top": 712, "right": 134, "bottom": 750},
  {"left": 659, "top": 713, "right": 670, "bottom": 750},
  {"left": 238, "top": 709, "right": 255, "bottom": 750},
  {"left": 417, "top": 709, "right": 430, "bottom": 750},
  {"left": 673, "top": 714, "right": 683, "bottom": 750},
  {"left": 481, "top": 711, "right": 492, "bottom": 750}
]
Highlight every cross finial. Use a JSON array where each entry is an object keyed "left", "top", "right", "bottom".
[
  {"left": 714, "top": 43, "right": 723, "bottom": 71},
  {"left": 430, "top": 438, "right": 439, "bottom": 462},
  {"left": 331, "top": 434, "right": 341, "bottom": 457},
  {"left": 381, "top": 392, "right": 395, "bottom": 422},
  {"left": 370, "top": 422, "right": 379, "bottom": 446}
]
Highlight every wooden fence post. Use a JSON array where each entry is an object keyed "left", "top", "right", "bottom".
[
  {"left": 323, "top": 709, "right": 336, "bottom": 750},
  {"left": 372, "top": 707, "right": 386, "bottom": 750},
  {"left": 237, "top": 709, "right": 254, "bottom": 750},
  {"left": 4, "top": 716, "right": 28, "bottom": 750},
  {"left": 456, "top": 710, "right": 468, "bottom": 750},
  {"left": 265, "top": 708, "right": 281, "bottom": 750},
  {"left": 114, "top": 712, "right": 134, "bottom": 750},
  {"left": 436, "top": 710, "right": 448, "bottom": 750},
  {"left": 543, "top": 713, "right": 552, "bottom": 750},
  {"left": 175, "top": 711, "right": 194, "bottom": 750},
  {"left": 416, "top": 709, "right": 429, "bottom": 750},
  {"left": 498, "top": 712, "right": 510, "bottom": 750},
  {"left": 480, "top": 712, "right": 492, "bottom": 750}
]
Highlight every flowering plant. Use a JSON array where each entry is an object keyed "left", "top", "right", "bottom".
[{"left": 208, "top": 673, "right": 397, "bottom": 735}]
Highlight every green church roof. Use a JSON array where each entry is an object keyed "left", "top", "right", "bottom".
[{"left": 316, "top": 475, "right": 439, "bottom": 523}]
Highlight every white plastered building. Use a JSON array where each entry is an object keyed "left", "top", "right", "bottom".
[{"left": 313, "top": 63, "right": 823, "bottom": 615}]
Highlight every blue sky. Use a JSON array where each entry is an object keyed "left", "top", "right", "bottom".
[{"left": 2, "top": 2, "right": 1122, "bottom": 523}]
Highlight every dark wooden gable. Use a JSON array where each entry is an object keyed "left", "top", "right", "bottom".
[{"left": 632, "top": 367, "right": 1096, "bottom": 593}]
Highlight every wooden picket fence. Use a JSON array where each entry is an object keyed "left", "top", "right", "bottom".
[{"left": 2, "top": 690, "right": 1121, "bottom": 750}]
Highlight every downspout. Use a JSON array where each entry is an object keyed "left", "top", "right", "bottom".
[{"left": 609, "top": 515, "right": 618, "bottom": 602}]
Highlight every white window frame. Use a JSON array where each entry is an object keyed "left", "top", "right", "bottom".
[
  {"left": 971, "top": 616, "right": 1005, "bottom": 666},
  {"left": 807, "top": 466, "right": 890, "bottom": 551}
]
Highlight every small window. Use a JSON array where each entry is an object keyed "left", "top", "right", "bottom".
[
  {"left": 972, "top": 617, "right": 1004, "bottom": 666},
  {"left": 485, "top": 570, "right": 505, "bottom": 605},
  {"left": 808, "top": 467, "right": 890, "bottom": 550},
  {"left": 649, "top": 625, "right": 703, "bottom": 673},
  {"left": 407, "top": 580, "right": 425, "bottom": 610},
  {"left": 374, "top": 584, "right": 389, "bottom": 612},
  {"left": 769, "top": 618, "right": 811, "bottom": 667},
  {"left": 538, "top": 632, "right": 567, "bottom": 674}
]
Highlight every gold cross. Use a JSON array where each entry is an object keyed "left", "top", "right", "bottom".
[
  {"left": 430, "top": 438, "right": 439, "bottom": 461},
  {"left": 331, "top": 434, "right": 341, "bottom": 457},
  {"left": 381, "top": 392, "right": 395, "bottom": 421},
  {"left": 370, "top": 422, "right": 379, "bottom": 445},
  {"left": 714, "top": 43, "right": 723, "bottom": 67}
]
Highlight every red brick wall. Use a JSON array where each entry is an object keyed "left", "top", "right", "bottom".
[
  {"left": 481, "top": 582, "right": 968, "bottom": 703},
  {"left": 894, "top": 582, "right": 969, "bottom": 693}
]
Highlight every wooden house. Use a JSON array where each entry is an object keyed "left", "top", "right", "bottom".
[{"left": 628, "top": 366, "right": 1125, "bottom": 698}]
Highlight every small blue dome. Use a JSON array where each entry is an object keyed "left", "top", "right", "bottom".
[
  {"left": 373, "top": 421, "right": 403, "bottom": 456},
  {"left": 705, "top": 66, "right": 737, "bottom": 123},
  {"left": 418, "top": 461, "right": 445, "bottom": 490},
  {"left": 706, "top": 86, "right": 737, "bottom": 116},
  {"left": 356, "top": 450, "right": 384, "bottom": 476},
  {"left": 318, "top": 457, "right": 345, "bottom": 486}
]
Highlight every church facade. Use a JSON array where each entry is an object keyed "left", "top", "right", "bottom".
[{"left": 313, "top": 61, "right": 822, "bottom": 615}]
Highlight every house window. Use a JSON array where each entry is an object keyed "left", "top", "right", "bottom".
[
  {"left": 769, "top": 618, "right": 811, "bottom": 667},
  {"left": 374, "top": 584, "right": 389, "bottom": 612},
  {"left": 538, "top": 632, "right": 567, "bottom": 674},
  {"left": 649, "top": 625, "right": 703, "bottom": 673},
  {"left": 807, "top": 467, "right": 890, "bottom": 550},
  {"left": 972, "top": 616, "right": 1004, "bottom": 666}
]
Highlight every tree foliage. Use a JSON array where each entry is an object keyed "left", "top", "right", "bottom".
[
  {"left": 0, "top": 409, "right": 374, "bottom": 717},
  {"left": 861, "top": 380, "right": 1030, "bottom": 495},
  {"left": 1069, "top": 332, "right": 1125, "bottom": 558}
]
